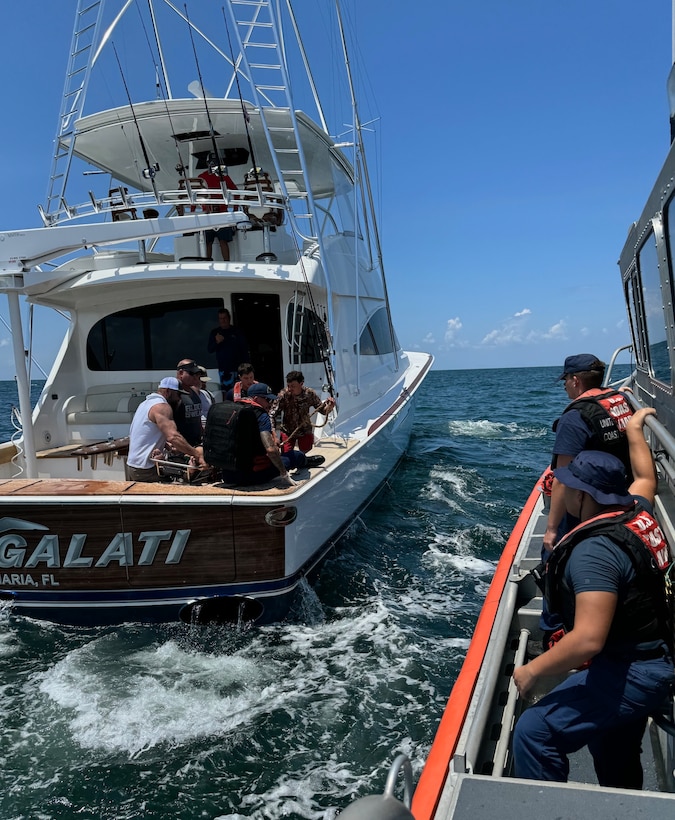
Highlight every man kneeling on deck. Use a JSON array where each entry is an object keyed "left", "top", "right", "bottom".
[
  {"left": 126, "top": 377, "right": 207, "bottom": 482},
  {"left": 513, "top": 408, "right": 674, "bottom": 788},
  {"left": 207, "top": 383, "right": 318, "bottom": 488}
]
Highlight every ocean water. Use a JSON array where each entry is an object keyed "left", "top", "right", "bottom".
[{"left": 0, "top": 367, "right": 628, "bottom": 819}]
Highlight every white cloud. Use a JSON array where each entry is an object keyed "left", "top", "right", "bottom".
[
  {"left": 481, "top": 316, "right": 568, "bottom": 347},
  {"left": 423, "top": 332, "right": 436, "bottom": 345},
  {"left": 540, "top": 320, "right": 567, "bottom": 340},
  {"left": 444, "top": 317, "right": 463, "bottom": 343},
  {"left": 481, "top": 326, "right": 521, "bottom": 346}
]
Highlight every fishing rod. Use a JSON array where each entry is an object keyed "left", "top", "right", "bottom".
[
  {"left": 185, "top": 5, "right": 229, "bottom": 196},
  {"left": 334, "top": 0, "right": 398, "bottom": 372},
  {"left": 137, "top": 4, "right": 191, "bottom": 191},
  {"left": 112, "top": 43, "right": 160, "bottom": 199}
]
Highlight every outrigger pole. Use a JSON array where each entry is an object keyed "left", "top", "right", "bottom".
[
  {"left": 334, "top": 0, "right": 399, "bottom": 373},
  {"left": 7, "top": 292, "right": 37, "bottom": 477}
]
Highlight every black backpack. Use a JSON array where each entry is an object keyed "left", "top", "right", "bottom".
[{"left": 203, "top": 401, "right": 261, "bottom": 471}]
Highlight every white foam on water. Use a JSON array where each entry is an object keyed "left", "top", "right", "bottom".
[
  {"left": 33, "top": 595, "right": 447, "bottom": 770},
  {"left": 425, "top": 467, "right": 485, "bottom": 509},
  {"left": 234, "top": 757, "right": 360, "bottom": 819},
  {"left": 428, "top": 551, "right": 495, "bottom": 575},
  {"left": 37, "top": 637, "right": 292, "bottom": 755},
  {"left": 423, "top": 529, "right": 498, "bottom": 575},
  {"left": 448, "top": 419, "right": 504, "bottom": 438},
  {"left": 199, "top": 600, "right": 454, "bottom": 818},
  {"left": 0, "top": 630, "right": 18, "bottom": 658},
  {"left": 448, "top": 419, "right": 548, "bottom": 440}
]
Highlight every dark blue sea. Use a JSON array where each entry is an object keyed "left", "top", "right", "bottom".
[{"left": 0, "top": 366, "right": 630, "bottom": 819}]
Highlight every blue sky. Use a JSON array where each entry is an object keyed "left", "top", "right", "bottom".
[{"left": 0, "top": 1, "right": 672, "bottom": 378}]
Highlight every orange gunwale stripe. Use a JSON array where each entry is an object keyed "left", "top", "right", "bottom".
[{"left": 410, "top": 473, "right": 545, "bottom": 819}]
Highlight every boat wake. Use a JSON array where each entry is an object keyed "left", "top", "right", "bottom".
[{"left": 16, "top": 592, "right": 463, "bottom": 817}]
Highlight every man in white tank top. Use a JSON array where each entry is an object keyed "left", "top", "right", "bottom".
[{"left": 126, "top": 377, "right": 207, "bottom": 482}]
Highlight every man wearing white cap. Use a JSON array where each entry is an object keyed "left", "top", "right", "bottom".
[{"left": 126, "top": 377, "right": 207, "bottom": 482}]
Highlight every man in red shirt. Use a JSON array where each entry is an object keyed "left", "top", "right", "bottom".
[{"left": 199, "top": 165, "right": 238, "bottom": 260}]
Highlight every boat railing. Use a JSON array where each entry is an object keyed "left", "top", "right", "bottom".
[
  {"left": 604, "top": 344, "right": 675, "bottom": 493},
  {"left": 492, "top": 627, "right": 530, "bottom": 776},
  {"left": 620, "top": 388, "right": 675, "bottom": 495},
  {"left": 339, "top": 753, "right": 414, "bottom": 819},
  {"left": 603, "top": 343, "right": 633, "bottom": 388},
  {"left": 458, "top": 577, "right": 521, "bottom": 775},
  {"left": 37, "top": 187, "right": 287, "bottom": 229},
  {"left": 646, "top": 415, "right": 675, "bottom": 494}
]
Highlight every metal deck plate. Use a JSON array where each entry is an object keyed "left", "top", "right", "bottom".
[{"left": 448, "top": 774, "right": 675, "bottom": 819}]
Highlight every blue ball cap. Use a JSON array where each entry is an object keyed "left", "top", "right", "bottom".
[
  {"left": 247, "top": 382, "right": 277, "bottom": 400},
  {"left": 558, "top": 354, "right": 605, "bottom": 380}
]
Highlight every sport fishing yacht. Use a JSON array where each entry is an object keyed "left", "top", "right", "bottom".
[
  {"left": 0, "top": 1, "right": 431, "bottom": 626},
  {"left": 343, "top": 19, "right": 675, "bottom": 820}
]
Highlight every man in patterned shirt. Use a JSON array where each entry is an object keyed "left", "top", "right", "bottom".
[{"left": 270, "top": 370, "right": 335, "bottom": 457}]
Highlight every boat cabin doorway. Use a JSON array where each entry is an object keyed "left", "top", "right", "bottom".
[{"left": 231, "top": 293, "right": 283, "bottom": 391}]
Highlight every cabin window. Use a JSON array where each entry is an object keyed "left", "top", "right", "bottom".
[
  {"left": 638, "top": 234, "right": 671, "bottom": 385},
  {"left": 86, "top": 298, "right": 222, "bottom": 370},
  {"left": 625, "top": 273, "right": 648, "bottom": 366},
  {"left": 358, "top": 308, "right": 398, "bottom": 356}
]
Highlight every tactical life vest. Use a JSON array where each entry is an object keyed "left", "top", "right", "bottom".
[
  {"left": 551, "top": 390, "right": 633, "bottom": 471},
  {"left": 175, "top": 389, "right": 204, "bottom": 446},
  {"left": 544, "top": 504, "right": 671, "bottom": 647},
  {"left": 203, "top": 400, "right": 265, "bottom": 472}
]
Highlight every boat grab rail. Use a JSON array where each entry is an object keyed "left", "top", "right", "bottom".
[
  {"left": 652, "top": 705, "right": 675, "bottom": 738},
  {"left": 492, "top": 627, "right": 530, "bottom": 777},
  {"left": 339, "top": 753, "right": 414, "bottom": 819},
  {"left": 459, "top": 577, "right": 521, "bottom": 774},
  {"left": 603, "top": 344, "right": 633, "bottom": 388},
  {"left": 39, "top": 187, "right": 286, "bottom": 228},
  {"left": 622, "top": 391, "right": 675, "bottom": 491},
  {"left": 383, "top": 754, "right": 414, "bottom": 808}
]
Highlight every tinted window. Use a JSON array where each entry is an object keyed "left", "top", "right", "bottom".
[
  {"left": 358, "top": 308, "right": 398, "bottom": 356},
  {"left": 87, "top": 299, "right": 222, "bottom": 370},
  {"left": 638, "top": 234, "right": 670, "bottom": 384},
  {"left": 625, "top": 274, "right": 647, "bottom": 366}
]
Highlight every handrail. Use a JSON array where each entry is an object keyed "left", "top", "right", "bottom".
[
  {"left": 339, "top": 753, "right": 414, "bottom": 819},
  {"left": 644, "top": 413, "right": 675, "bottom": 462},
  {"left": 383, "top": 754, "right": 414, "bottom": 808},
  {"left": 492, "top": 628, "right": 530, "bottom": 777},
  {"left": 652, "top": 707, "right": 675, "bottom": 737},
  {"left": 603, "top": 343, "right": 633, "bottom": 387},
  {"left": 623, "top": 389, "right": 675, "bottom": 488},
  {"left": 39, "top": 187, "right": 286, "bottom": 228}
]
